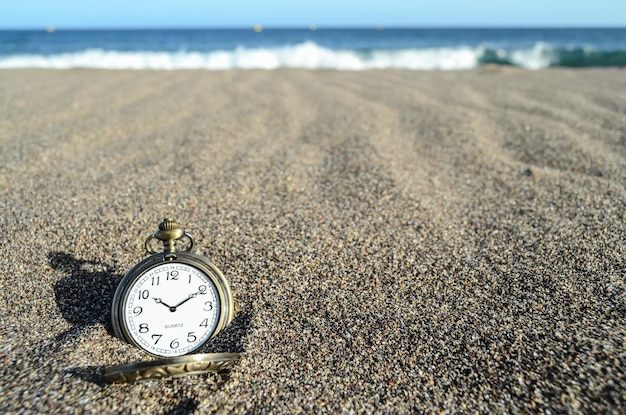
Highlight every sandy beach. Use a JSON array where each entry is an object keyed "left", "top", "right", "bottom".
[{"left": 1, "top": 68, "right": 624, "bottom": 413}]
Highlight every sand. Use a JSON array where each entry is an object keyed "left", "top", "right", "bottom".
[{"left": 1, "top": 68, "right": 625, "bottom": 413}]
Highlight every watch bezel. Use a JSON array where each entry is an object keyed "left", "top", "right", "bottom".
[{"left": 111, "top": 251, "right": 234, "bottom": 357}]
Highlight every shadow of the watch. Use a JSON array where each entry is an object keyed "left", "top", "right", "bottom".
[
  {"left": 64, "top": 365, "right": 107, "bottom": 387},
  {"left": 46, "top": 252, "right": 121, "bottom": 387},
  {"left": 163, "top": 398, "right": 200, "bottom": 415},
  {"left": 49, "top": 251, "right": 121, "bottom": 339}
]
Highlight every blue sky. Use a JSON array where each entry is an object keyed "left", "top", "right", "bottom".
[{"left": 2, "top": 0, "right": 625, "bottom": 29}]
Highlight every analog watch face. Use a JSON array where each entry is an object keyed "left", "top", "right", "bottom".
[{"left": 123, "top": 262, "right": 221, "bottom": 357}]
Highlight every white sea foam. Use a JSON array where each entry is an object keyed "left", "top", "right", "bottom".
[
  {"left": 0, "top": 41, "right": 555, "bottom": 70},
  {"left": 506, "top": 42, "right": 555, "bottom": 69}
]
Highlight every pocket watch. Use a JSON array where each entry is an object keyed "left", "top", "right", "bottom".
[{"left": 105, "top": 218, "right": 238, "bottom": 383}]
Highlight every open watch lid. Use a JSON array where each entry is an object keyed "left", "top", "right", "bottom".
[{"left": 103, "top": 352, "right": 241, "bottom": 383}]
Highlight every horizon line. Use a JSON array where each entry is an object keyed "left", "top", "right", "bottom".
[{"left": 1, "top": 25, "right": 625, "bottom": 31}]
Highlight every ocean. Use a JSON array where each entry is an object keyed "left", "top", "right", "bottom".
[{"left": 1, "top": 28, "right": 625, "bottom": 70}]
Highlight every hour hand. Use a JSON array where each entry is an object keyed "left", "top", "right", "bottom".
[{"left": 153, "top": 298, "right": 174, "bottom": 309}]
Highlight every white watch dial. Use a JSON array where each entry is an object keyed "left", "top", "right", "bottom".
[{"left": 122, "top": 262, "right": 221, "bottom": 357}]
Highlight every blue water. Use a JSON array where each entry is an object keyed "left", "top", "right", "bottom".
[{"left": 1, "top": 28, "right": 625, "bottom": 70}]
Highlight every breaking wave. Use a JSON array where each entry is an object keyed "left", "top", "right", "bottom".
[{"left": 1, "top": 41, "right": 625, "bottom": 70}]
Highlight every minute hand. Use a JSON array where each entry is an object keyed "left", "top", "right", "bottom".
[{"left": 172, "top": 292, "right": 199, "bottom": 309}]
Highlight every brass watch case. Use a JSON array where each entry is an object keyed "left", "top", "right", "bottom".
[{"left": 111, "top": 250, "right": 234, "bottom": 357}]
